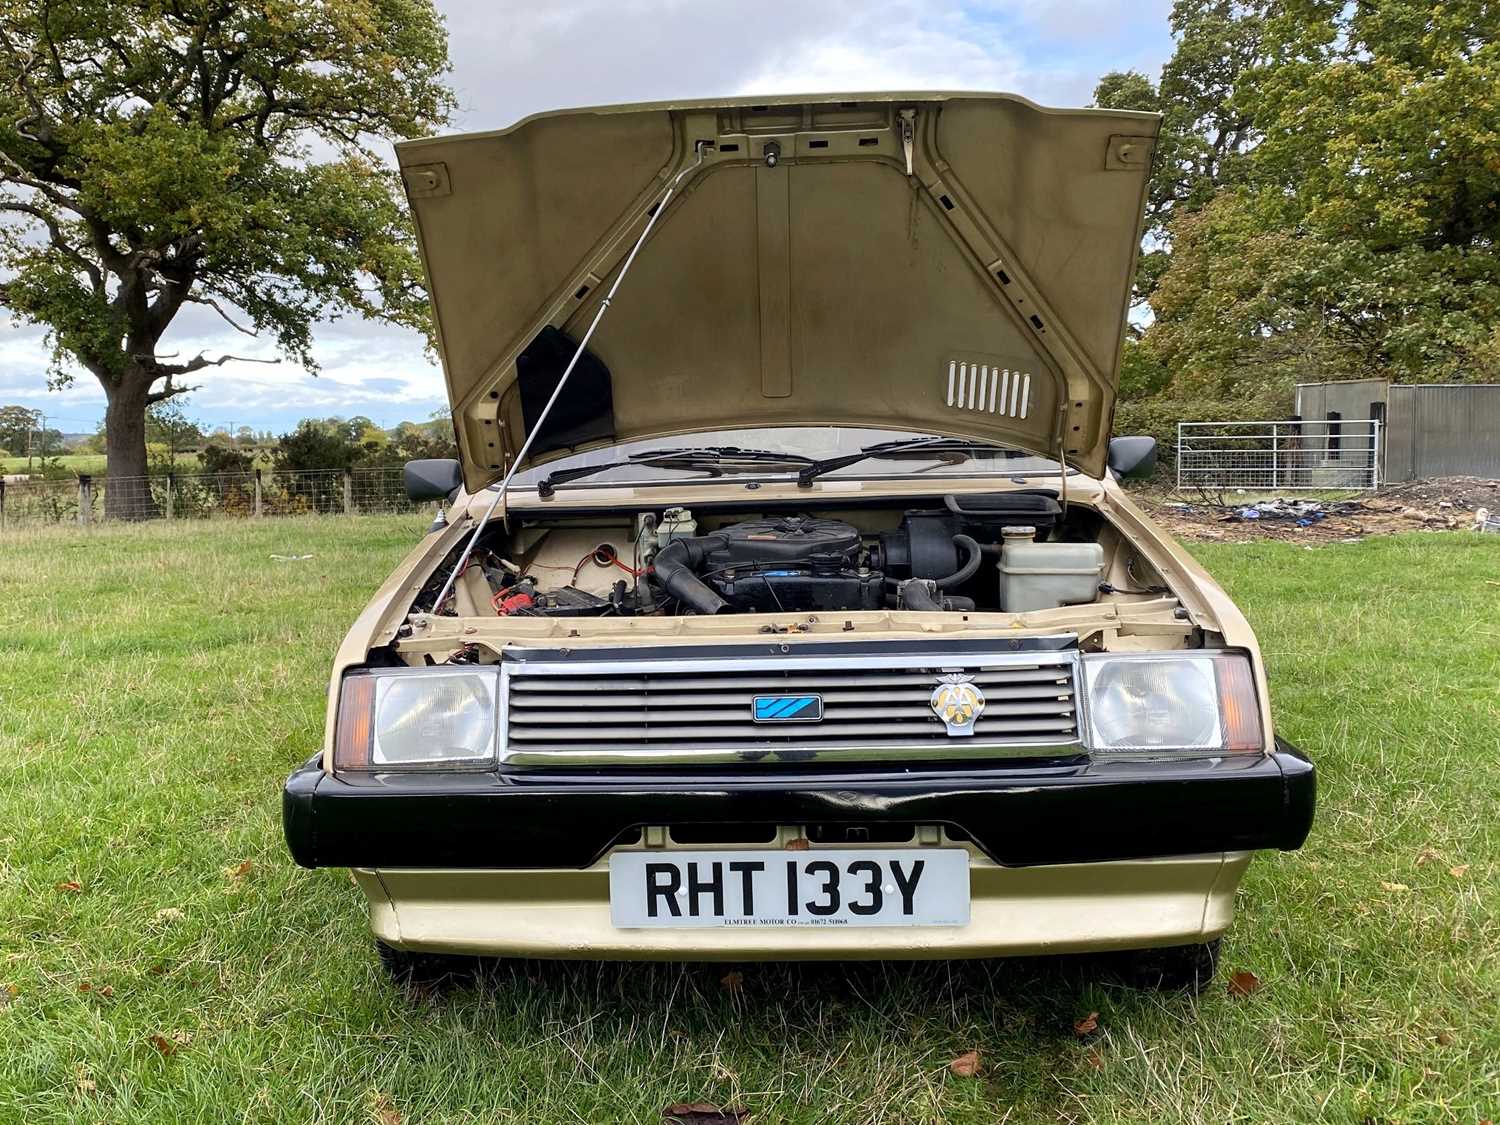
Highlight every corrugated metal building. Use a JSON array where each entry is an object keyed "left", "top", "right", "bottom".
[{"left": 1295, "top": 380, "right": 1500, "bottom": 483}]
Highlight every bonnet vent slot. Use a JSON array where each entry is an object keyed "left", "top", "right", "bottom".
[{"left": 944, "top": 359, "right": 1031, "bottom": 420}]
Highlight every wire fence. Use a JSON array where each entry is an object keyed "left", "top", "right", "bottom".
[
  {"left": 0, "top": 467, "right": 430, "bottom": 529},
  {"left": 1176, "top": 420, "right": 1382, "bottom": 492}
]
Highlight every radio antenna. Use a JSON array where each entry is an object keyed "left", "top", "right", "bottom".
[{"left": 430, "top": 141, "right": 711, "bottom": 615}]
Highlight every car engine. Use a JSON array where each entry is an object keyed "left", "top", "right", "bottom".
[
  {"left": 460, "top": 489, "right": 1124, "bottom": 619},
  {"left": 653, "top": 516, "right": 883, "bottom": 615}
]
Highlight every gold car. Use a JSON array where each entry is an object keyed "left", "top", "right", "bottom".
[{"left": 282, "top": 93, "right": 1314, "bottom": 991}]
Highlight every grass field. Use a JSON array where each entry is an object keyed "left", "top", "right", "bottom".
[
  {"left": 0, "top": 452, "right": 229, "bottom": 476},
  {"left": 1, "top": 518, "right": 1495, "bottom": 1124},
  {"left": 0, "top": 453, "right": 110, "bottom": 476}
]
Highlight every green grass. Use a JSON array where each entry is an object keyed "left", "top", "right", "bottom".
[
  {"left": 0, "top": 453, "right": 226, "bottom": 476},
  {"left": 1, "top": 453, "right": 110, "bottom": 475},
  {"left": 0, "top": 519, "right": 1495, "bottom": 1124}
]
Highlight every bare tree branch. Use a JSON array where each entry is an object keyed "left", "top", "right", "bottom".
[
  {"left": 142, "top": 343, "right": 277, "bottom": 403},
  {"left": 145, "top": 377, "right": 199, "bottom": 405},
  {"left": 156, "top": 351, "right": 279, "bottom": 377},
  {"left": 183, "top": 294, "right": 258, "bottom": 337}
]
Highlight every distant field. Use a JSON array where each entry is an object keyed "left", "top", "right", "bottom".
[
  {"left": 0, "top": 519, "right": 1495, "bottom": 1123},
  {"left": 0, "top": 453, "right": 109, "bottom": 475},
  {"left": 0, "top": 453, "right": 227, "bottom": 476}
]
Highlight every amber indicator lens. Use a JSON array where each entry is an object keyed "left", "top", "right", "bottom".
[
  {"left": 333, "top": 675, "right": 377, "bottom": 770},
  {"left": 1213, "top": 654, "right": 1263, "bottom": 752}
]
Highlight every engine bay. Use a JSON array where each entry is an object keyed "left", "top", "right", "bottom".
[{"left": 419, "top": 491, "right": 1173, "bottom": 621}]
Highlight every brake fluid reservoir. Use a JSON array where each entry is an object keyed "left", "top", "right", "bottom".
[
  {"left": 656, "top": 507, "right": 697, "bottom": 545},
  {"left": 997, "top": 526, "right": 1105, "bottom": 612}
]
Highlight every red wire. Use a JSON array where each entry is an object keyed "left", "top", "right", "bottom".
[
  {"left": 486, "top": 545, "right": 643, "bottom": 614},
  {"left": 572, "top": 545, "right": 642, "bottom": 581}
]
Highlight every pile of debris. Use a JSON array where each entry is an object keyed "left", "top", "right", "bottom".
[
  {"left": 1220, "top": 497, "right": 1364, "bottom": 527},
  {"left": 1143, "top": 477, "right": 1500, "bottom": 543}
]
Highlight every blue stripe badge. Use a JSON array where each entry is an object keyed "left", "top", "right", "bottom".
[{"left": 752, "top": 694, "right": 823, "bottom": 722}]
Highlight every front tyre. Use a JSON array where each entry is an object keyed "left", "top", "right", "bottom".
[
  {"left": 375, "top": 940, "right": 479, "bottom": 987},
  {"left": 1119, "top": 939, "right": 1221, "bottom": 994}
]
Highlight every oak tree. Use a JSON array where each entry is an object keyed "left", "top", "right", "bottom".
[
  {"left": 1093, "top": 1, "right": 1265, "bottom": 303},
  {"left": 0, "top": 402, "right": 40, "bottom": 452},
  {"left": 0, "top": 0, "right": 453, "bottom": 516},
  {"left": 1106, "top": 0, "right": 1499, "bottom": 451},
  {"left": 1151, "top": 0, "right": 1500, "bottom": 393}
]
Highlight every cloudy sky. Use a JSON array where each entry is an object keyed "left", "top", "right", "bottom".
[{"left": 0, "top": 0, "right": 1172, "bottom": 436}]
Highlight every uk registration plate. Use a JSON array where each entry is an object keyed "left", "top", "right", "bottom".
[{"left": 608, "top": 849, "right": 969, "bottom": 928}]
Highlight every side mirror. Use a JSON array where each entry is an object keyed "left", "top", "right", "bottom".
[
  {"left": 404, "top": 458, "right": 463, "bottom": 502},
  {"left": 1107, "top": 436, "right": 1158, "bottom": 480}
]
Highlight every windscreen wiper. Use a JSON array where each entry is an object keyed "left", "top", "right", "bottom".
[
  {"left": 536, "top": 446, "right": 816, "bottom": 497},
  {"left": 795, "top": 436, "right": 1017, "bottom": 487}
]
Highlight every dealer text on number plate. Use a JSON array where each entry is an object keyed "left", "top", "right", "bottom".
[{"left": 609, "top": 849, "right": 970, "bottom": 928}]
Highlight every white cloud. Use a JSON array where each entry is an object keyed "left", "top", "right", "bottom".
[
  {"left": 1008, "top": 0, "right": 1172, "bottom": 42},
  {"left": 0, "top": 310, "right": 446, "bottom": 431},
  {"left": 737, "top": 5, "right": 1026, "bottom": 95},
  {"left": 435, "top": 0, "right": 1155, "bottom": 126}
]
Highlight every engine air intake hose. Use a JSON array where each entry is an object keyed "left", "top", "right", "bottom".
[
  {"left": 649, "top": 536, "right": 730, "bottom": 615},
  {"left": 937, "top": 534, "right": 982, "bottom": 589}
]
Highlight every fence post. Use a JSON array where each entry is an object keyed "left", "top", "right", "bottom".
[
  {"left": 165, "top": 472, "right": 175, "bottom": 520},
  {"left": 343, "top": 469, "right": 354, "bottom": 516},
  {"left": 1271, "top": 423, "right": 1279, "bottom": 491},
  {"left": 78, "top": 475, "right": 92, "bottom": 525},
  {"left": 1175, "top": 423, "right": 1183, "bottom": 491},
  {"left": 0, "top": 478, "right": 5, "bottom": 530},
  {"left": 253, "top": 469, "right": 263, "bottom": 517}
]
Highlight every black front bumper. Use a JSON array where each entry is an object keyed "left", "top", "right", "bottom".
[{"left": 283, "top": 739, "right": 1314, "bottom": 870}]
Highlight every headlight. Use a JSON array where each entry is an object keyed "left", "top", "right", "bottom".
[
  {"left": 1082, "top": 652, "right": 1263, "bottom": 753},
  {"left": 333, "top": 667, "right": 498, "bottom": 770}
]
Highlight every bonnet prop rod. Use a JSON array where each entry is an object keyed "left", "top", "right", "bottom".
[{"left": 430, "top": 141, "right": 711, "bottom": 615}]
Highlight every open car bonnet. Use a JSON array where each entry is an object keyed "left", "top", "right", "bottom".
[{"left": 397, "top": 93, "right": 1158, "bottom": 489}]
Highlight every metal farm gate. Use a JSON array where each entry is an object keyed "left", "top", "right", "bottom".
[
  {"left": 1180, "top": 380, "right": 1500, "bottom": 490},
  {"left": 1176, "top": 419, "right": 1381, "bottom": 491}
]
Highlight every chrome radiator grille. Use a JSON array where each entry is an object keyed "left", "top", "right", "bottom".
[{"left": 499, "top": 650, "right": 1081, "bottom": 767}]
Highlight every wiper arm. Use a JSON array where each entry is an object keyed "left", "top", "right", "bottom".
[
  {"left": 537, "top": 446, "right": 815, "bottom": 497},
  {"left": 647, "top": 445, "right": 819, "bottom": 467},
  {"left": 795, "top": 436, "right": 1013, "bottom": 487}
]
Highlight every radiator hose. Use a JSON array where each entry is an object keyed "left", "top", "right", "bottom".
[
  {"left": 890, "top": 580, "right": 976, "bottom": 613},
  {"left": 649, "top": 535, "right": 730, "bottom": 615}
]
